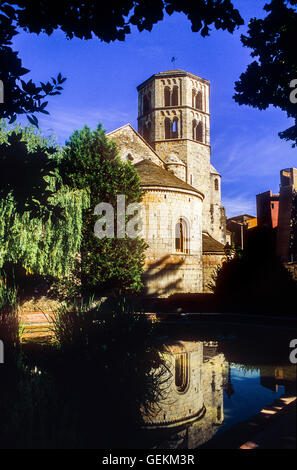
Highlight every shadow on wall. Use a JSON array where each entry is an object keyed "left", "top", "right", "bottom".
[{"left": 142, "top": 254, "right": 185, "bottom": 298}]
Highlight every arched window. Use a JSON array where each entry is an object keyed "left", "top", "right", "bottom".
[
  {"left": 172, "top": 85, "right": 179, "bottom": 106},
  {"left": 172, "top": 117, "right": 178, "bottom": 138},
  {"left": 175, "top": 353, "right": 189, "bottom": 393},
  {"left": 192, "top": 89, "right": 196, "bottom": 108},
  {"left": 164, "top": 86, "right": 170, "bottom": 107},
  {"left": 214, "top": 178, "right": 219, "bottom": 191},
  {"left": 195, "top": 91, "right": 202, "bottom": 110},
  {"left": 192, "top": 119, "right": 197, "bottom": 140},
  {"left": 196, "top": 121, "right": 203, "bottom": 142},
  {"left": 143, "top": 122, "right": 151, "bottom": 142},
  {"left": 164, "top": 117, "right": 171, "bottom": 139},
  {"left": 143, "top": 94, "right": 150, "bottom": 114},
  {"left": 175, "top": 217, "right": 189, "bottom": 253}
]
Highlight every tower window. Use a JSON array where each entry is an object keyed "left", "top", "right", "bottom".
[
  {"left": 172, "top": 117, "right": 179, "bottom": 138},
  {"left": 214, "top": 178, "right": 219, "bottom": 191},
  {"left": 195, "top": 91, "right": 203, "bottom": 110},
  {"left": 192, "top": 89, "right": 196, "bottom": 108},
  {"left": 143, "top": 94, "right": 150, "bottom": 114},
  {"left": 196, "top": 121, "right": 203, "bottom": 142},
  {"left": 164, "top": 117, "right": 171, "bottom": 139},
  {"left": 172, "top": 85, "right": 179, "bottom": 106},
  {"left": 192, "top": 120, "right": 203, "bottom": 142},
  {"left": 164, "top": 85, "right": 179, "bottom": 106},
  {"left": 175, "top": 353, "right": 189, "bottom": 393},
  {"left": 175, "top": 217, "right": 189, "bottom": 253},
  {"left": 164, "top": 86, "right": 171, "bottom": 107},
  {"left": 143, "top": 122, "right": 151, "bottom": 142},
  {"left": 192, "top": 119, "right": 197, "bottom": 140}
]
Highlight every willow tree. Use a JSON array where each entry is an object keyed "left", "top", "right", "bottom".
[
  {"left": 60, "top": 124, "right": 147, "bottom": 294},
  {"left": 0, "top": 120, "right": 88, "bottom": 281}
]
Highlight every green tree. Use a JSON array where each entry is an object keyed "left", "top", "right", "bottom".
[
  {"left": 0, "top": 120, "right": 87, "bottom": 280},
  {"left": 234, "top": 0, "right": 297, "bottom": 147},
  {"left": 0, "top": 1, "right": 243, "bottom": 123},
  {"left": 60, "top": 124, "right": 147, "bottom": 294}
]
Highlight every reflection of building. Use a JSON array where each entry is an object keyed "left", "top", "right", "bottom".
[
  {"left": 260, "top": 365, "right": 297, "bottom": 396},
  {"left": 142, "top": 340, "right": 227, "bottom": 448},
  {"left": 108, "top": 70, "right": 226, "bottom": 296}
]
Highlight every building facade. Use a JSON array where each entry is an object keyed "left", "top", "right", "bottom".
[
  {"left": 255, "top": 168, "right": 297, "bottom": 262},
  {"left": 108, "top": 70, "right": 226, "bottom": 296}
]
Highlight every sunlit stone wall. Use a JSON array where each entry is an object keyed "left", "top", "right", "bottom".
[{"left": 140, "top": 189, "right": 203, "bottom": 296}]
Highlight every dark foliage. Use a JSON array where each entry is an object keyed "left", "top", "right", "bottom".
[
  {"left": 0, "top": 2, "right": 66, "bottom": 124},
  {"left": 0, "top": 131, "right": 61, "bottom": 218},
  {"left": 214, "top": 226, "right": 297, "bottom": 314},
  {"left": 0, "top": 1, "right": 243, "bottom": 123},
  {"left": 0, "top": 298, "right": 168, "bottom": 449},
  {"left": 234, "top": 0, "right": 297, "bottom": 146}
]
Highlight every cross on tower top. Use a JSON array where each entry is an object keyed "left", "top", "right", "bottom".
[{"left": 171, "top": 56, "right": 177, "bottom": 68}]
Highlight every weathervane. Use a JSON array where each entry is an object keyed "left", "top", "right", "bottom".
[{"left": 171, "top": 56, "right": 177, "bottom": 68}]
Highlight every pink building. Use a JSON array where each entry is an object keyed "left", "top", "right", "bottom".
[
  {"left": 256, "top": 190, "right": 279, "bottom": 229},
  {"left": 256, "top": 168, "right": 297, "bottom": 261}
]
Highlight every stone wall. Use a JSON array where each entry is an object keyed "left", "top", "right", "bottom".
[
  {"left": 141, "top": 188, "right": 203, "bottom": 296},
  {"left": 202, "top": 252, "right": 226, "bottom": 293},
  {"left": 107, "top": 124, "right": 164, "bottom": 168}
]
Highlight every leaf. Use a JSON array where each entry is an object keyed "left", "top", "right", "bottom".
[{"left": 27, "top": 115, "right": 39, "bottom": 128}]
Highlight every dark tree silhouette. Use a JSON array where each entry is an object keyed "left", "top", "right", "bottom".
[
  {"left": 0, "top": 1, "right": 243, "bottom": 123},
  {"left": 234, "top": 0, "right": 297, "bottom": 147}
]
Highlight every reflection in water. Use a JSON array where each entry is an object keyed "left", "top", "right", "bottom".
[
  {"left": 142, "top": 340, "right": 227, "bottom": 448},
  {"left": 260, "top": 365, "right": 297, "bottom": 395},
  {"left": 224, "top": 362, "right": 235, "bottom": 399},
  {"left": 141, "top": 339, "right": 297, "bottom": 449}
]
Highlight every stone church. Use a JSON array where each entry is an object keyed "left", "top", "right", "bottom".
[{"left": 108, "top": 70, "right": 226, "bottom": 296}]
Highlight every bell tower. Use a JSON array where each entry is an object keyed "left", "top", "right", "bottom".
[{"left": 137, "top": 70, "right": 212, "bottom": 234}]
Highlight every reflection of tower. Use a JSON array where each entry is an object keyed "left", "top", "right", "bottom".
[{"left": 224, "top": 362, "right": 234, "bottom": 399}]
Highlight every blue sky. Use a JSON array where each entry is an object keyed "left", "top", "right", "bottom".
[{"left": 12, "top": 0, "right": 296, "bottom": 218}]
